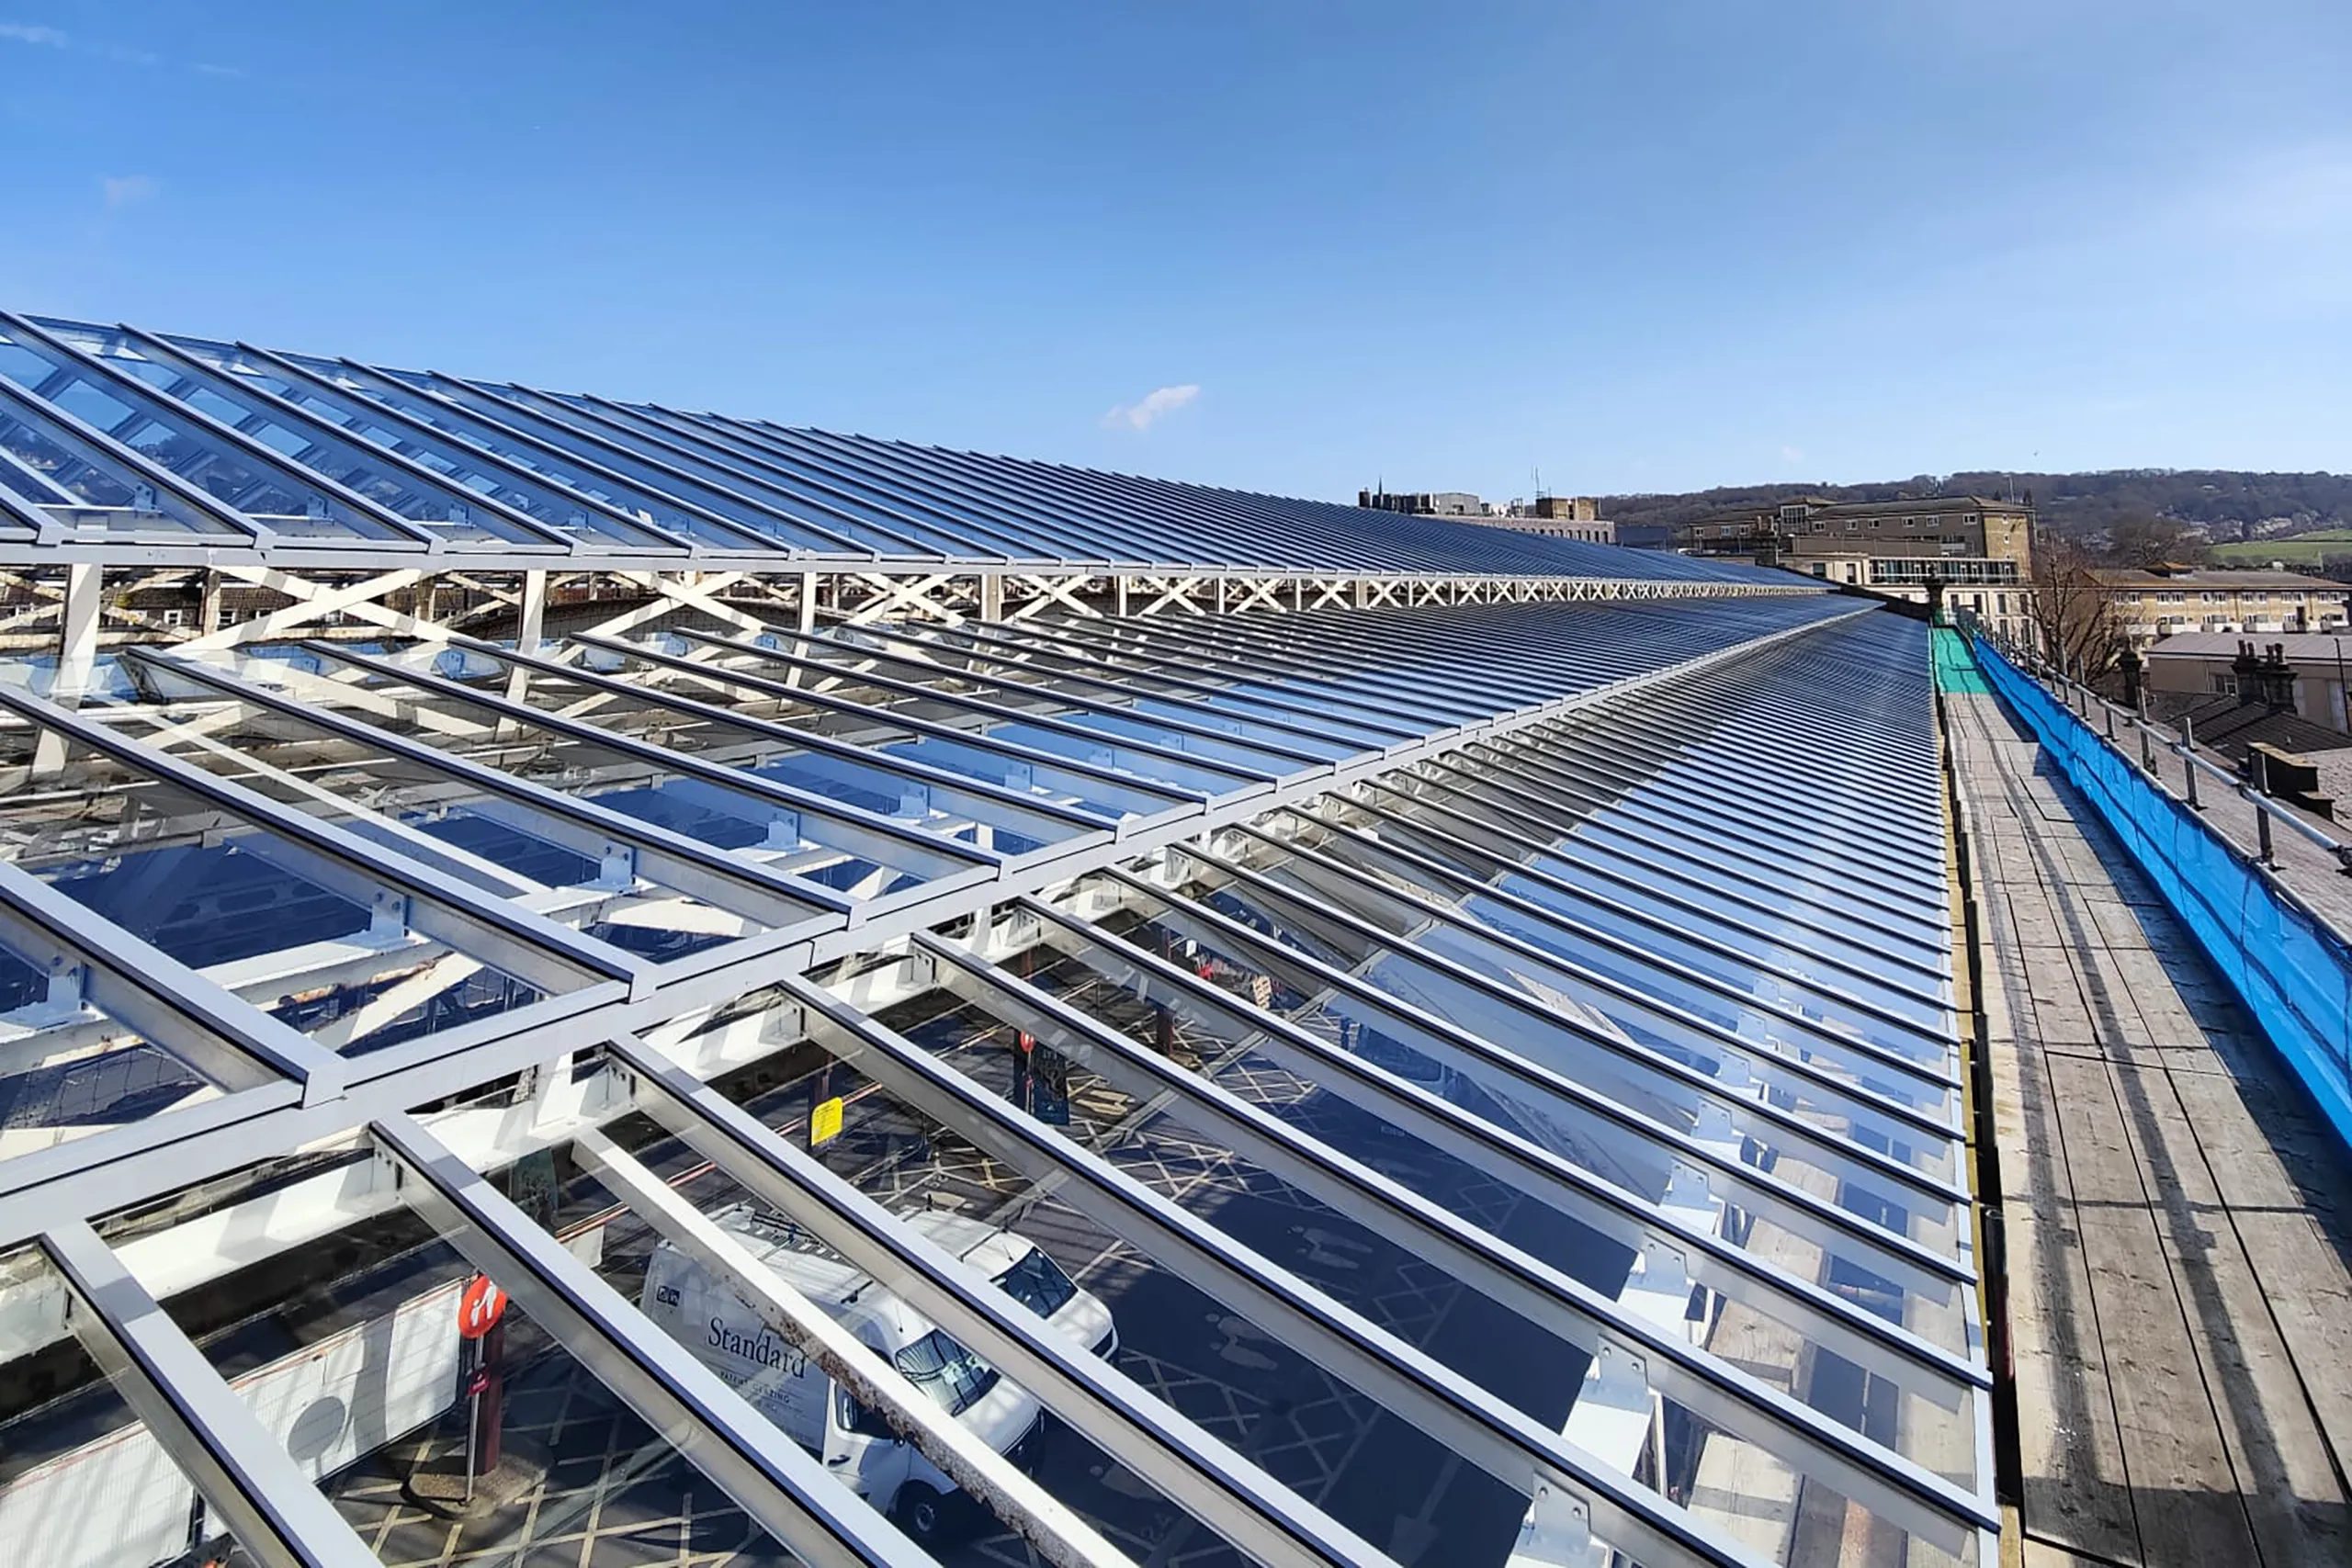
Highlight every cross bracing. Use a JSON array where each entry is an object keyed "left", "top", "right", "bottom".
[{"left": 0, "top": 581, "right": 1992, "bottom": 1568}]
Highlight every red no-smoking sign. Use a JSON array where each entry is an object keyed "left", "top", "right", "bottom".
[{"left": 457, "top": 1275, "right": 507, "bottom": 1339}]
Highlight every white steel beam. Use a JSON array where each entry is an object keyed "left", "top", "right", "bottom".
[
  {"left": 41, "top": 1220, "right": 383, "bottom": 1568},
  {"left": 369, "top": 1111, "right": 935, "bottom": 1568},
  {"left": 605, "top": 1029, "right": 1397, "bottom": 1568},
  {"left": 572, "top": 1129, "right": 1135, "bottom": 1568}
]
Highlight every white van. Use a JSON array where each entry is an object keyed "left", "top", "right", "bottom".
[{"left": 640, "top": 1206, "right": 1114, "bottom": 1542}]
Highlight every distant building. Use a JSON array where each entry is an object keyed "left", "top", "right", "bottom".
[
  {"left": 1487, "top": 496, "right": 1614, "bottom": 544},
  {"left": 1531, "top": 495, "right": 1599, "bottom": 523},
  {"left": 2090, "top": 567, "right": 2348, "bottom": 646},
  {"left": 1359, "top": 489, "right": 1484, "bottom": 517},
  {"left": 1792, "top": 550, "right": 2033, "bottom": 643},
  {"left": 1675, "top": 495, "right": 2040, "bottom": 641},
  {"left": 2143, "top": 635, "right": 2352, "bottom": 739},
  {"left": 1359, "top": 488, "right": 1619, "bottom": 542},
  {"left": 1676, "top": 496, "right": 2038, "bottom": 577}
]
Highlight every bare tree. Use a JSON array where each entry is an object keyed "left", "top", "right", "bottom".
[
  {"left": 2105, "top": 513, "right": 2209, "bottom": 569},
  {"left": 2027, "top": 536, "right": 2128, "bottom": 682}
]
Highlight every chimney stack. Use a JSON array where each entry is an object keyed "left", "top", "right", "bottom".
[
  {"left": 2258, "top": 642, "right": 2298, "bottom": 711},
  {"left": 2233, "top": 639, "right": 2263, "bottom": 706}
]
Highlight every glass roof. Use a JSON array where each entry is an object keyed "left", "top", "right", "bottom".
[
  {"left": 0, "top": 595, "right": 1991, "bottom": 1568},
  {"left": 0, "top": 311, "right": 1793, "bottom": 584}
]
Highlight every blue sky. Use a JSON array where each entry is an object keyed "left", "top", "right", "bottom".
[{"left": 4, "top": 2, "right": 2349, "bottom": 499}]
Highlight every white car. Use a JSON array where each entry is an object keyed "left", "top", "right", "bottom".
[{"left": 640, "top": 1206, "right": 1114, "bottom": 1542}]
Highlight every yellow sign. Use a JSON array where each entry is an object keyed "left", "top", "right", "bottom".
[{"left": 810, "top": 1096, "right": 844, "bottom": 1147}]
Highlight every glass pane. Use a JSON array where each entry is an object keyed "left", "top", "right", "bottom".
[{"left": 0, "top": 1246, "right": 235, "bottom": 1568}]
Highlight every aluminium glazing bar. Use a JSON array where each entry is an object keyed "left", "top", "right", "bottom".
[
  {"left": 140, "top": 648, "right": 849, "bottom": 929},
  {"left": 910, "top": 616, "right": 1430, "bottom": 749},
  {"left": 448, "top": 633, "right": 1114, "bottom": 849},
  {"left": 774, "top": 968, "right": 1781, "bottom": 1568},
  {"left": 1019, "top": 895, "right": 1974, "bottom": 1310},
  {"left": 576, "top": 632, "right": 1208, "bottom": 821},
  {"left": 1085, "top": 594, "right": 1787, "bottom": 688},
  {"left": 1108, "top": 863, "right": 1965, "bottom": 1213},
  {"left": 1641, "top": 652, "right": 1942, "bottom": 767},
  {"left": 782, "top": 623, "right": 1343, "bottom": 772},
  {"left": 458, "top": 380, "right": 1049, "bottom": 564},
  {"left": 913, "top": 931, "right": 1994, "bottom": 1553},
  {"left": 1511, "top": 712, "right": 1945, "bottom": 855},
  {"left": 721, "top": 420, "right": 1157, "bottom": 566},
  {"left": 573, "top": 1129, "right": 1136, "bottom": 1568},
  {"left": 0, "top": 373, "right": 262, "bottom": 543},
  {"left": 1301, "top": 783, "right": 1946, "bottom": 987},
  {"left": 801, "top": 433, "right": 1234, "bottom": 571},
  {"left": 1046, "top": 601, "right": 1831, "bottom": 730},
  {"left": 1533, "top": 689, "right": 1939, "bottom": 812},
  {"left": 424, "top": 376, "right": 967, "bottom": 559},
  {"left": 41, "top": 1219, "right": 383, "bottom": 1568},
  {"left": 1307, "top": 784, "right": 1947, "bottom": 1020},
  {"left": 177, "top": 334, "right": 666, "bottom": 556},
  {"left": 922, "top": 916, "right": 1973, "bottom": 1398},
  {"left": 0, "top": 856, "right": 347, "bottom": 1103},
  {"left": 742, "top": 615, "right": 1374, "bottom": 761},
  {"left": 1306, "top": 787, "right": 1948, "bottom": 978},
  {"left": 311, "top": 357, "right": 798, "bottom": 558},
  {"left": 2, "top": 313, "right": 437, "bottom": 550},
  {"left": 1212, "top": 818, "right": 1961, "bottom": 1093},
  {"left": 1051, "top": 607, "right": 1578, "bottom": 723},
  {"left": 1498, "top": 726, "right": 1947, "bottom": 881},
  {"left": 956, "top": 443, "right": 1399, "bottom": 574},
  {"left": 312, "top": 644, "right": 999, "bottom": 886},
  {"left": 1202, "top": 830, "right": 1962, "bottom": 1165},
  {"left": 1350, "top": 768, "right": 1939, "bottom": 948},
  {"left": 1406, "top": 750, "right": 1945, "bottom": 928},
  {"left": 602, "top": 1030, "right": 1396, "bottom": 1568},
  {"left": 213, "top": 341, "right": 704, "bottom": 556},
  {"left": 585, "top": 404, "right": 985, "bottom": 557},
  {"left": 371, "top": 1111, "right": 933, "bottom": 1568},
  {"left": 697, "top": 628, "right": 1315, "bottom": 779},
  {"left": 943, "top": 902, "right": 1979, "bottom": 1399},
  {"left": 0, "top": 681, "right": 648, "bottom": 1002},
  {"left": 96, "top": 322, "right": 586, "bottom": 554},
  {"left": 1105, "top": 594, "right": 1668, "bottom": 683},
  {"left": 1004, "top": 615, "right": 1510, "bottom": 747}
]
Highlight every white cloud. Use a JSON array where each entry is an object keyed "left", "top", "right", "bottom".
[
  {"left": 1780, "top": 444, "right": 1805, "bottom": 465},
  {"left": 1, "top": 21, "right": 232, "bottom": 73},
  {"left": 1101, "top": 383, "right": 1200, "bottom": 433},
  {"left": 101, "top": 174, "right": 159, "bottom": 207}
]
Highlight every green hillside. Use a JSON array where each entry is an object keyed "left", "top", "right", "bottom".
[
  {"left": 1600, "top": 468, "right": 2352, "bottom": 541},
  {"left": 2209, "top": 529, "right": 2352, "bottom": 567}
]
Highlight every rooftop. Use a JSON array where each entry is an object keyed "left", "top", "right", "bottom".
[
  {"left": 5, "top": 305, "right": 2347, "bottom": 1568},
  {"left": 1688, "top": 496, "right": 2030, "bottom": 526},
  {"left": 2094, "top": 567, "right": 2344, "bottom": 590},
  {"left": 0, "top": 309, "right": 2005, "bottom": 1568},
  {"left": 2143, "top": 631, "right": 2352, "bottom": 659},
  {"left": 2140, "top": 691, "right": 2352, "bottom": 760}
]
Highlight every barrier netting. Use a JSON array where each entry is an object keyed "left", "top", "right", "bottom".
[{"left": 1969, "top": 635, "right": 2352, "bottom": 1153}]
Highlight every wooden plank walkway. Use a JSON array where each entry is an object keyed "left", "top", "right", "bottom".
[{"left": 1946, "top": 685, "right": 2352, "bottom": 1568}]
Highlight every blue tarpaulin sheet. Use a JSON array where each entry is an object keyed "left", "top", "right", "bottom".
[{"left": 1972, "top": 636, "right": 2352, "bottom": 1153}]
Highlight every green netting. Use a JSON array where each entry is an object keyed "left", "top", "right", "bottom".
[
  {"left": 1930, "top": 627, "right": 1990, "bottom": 694},
  {"left": 1973, "top": 637, "right": 2352, "bottom": 1152}
]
